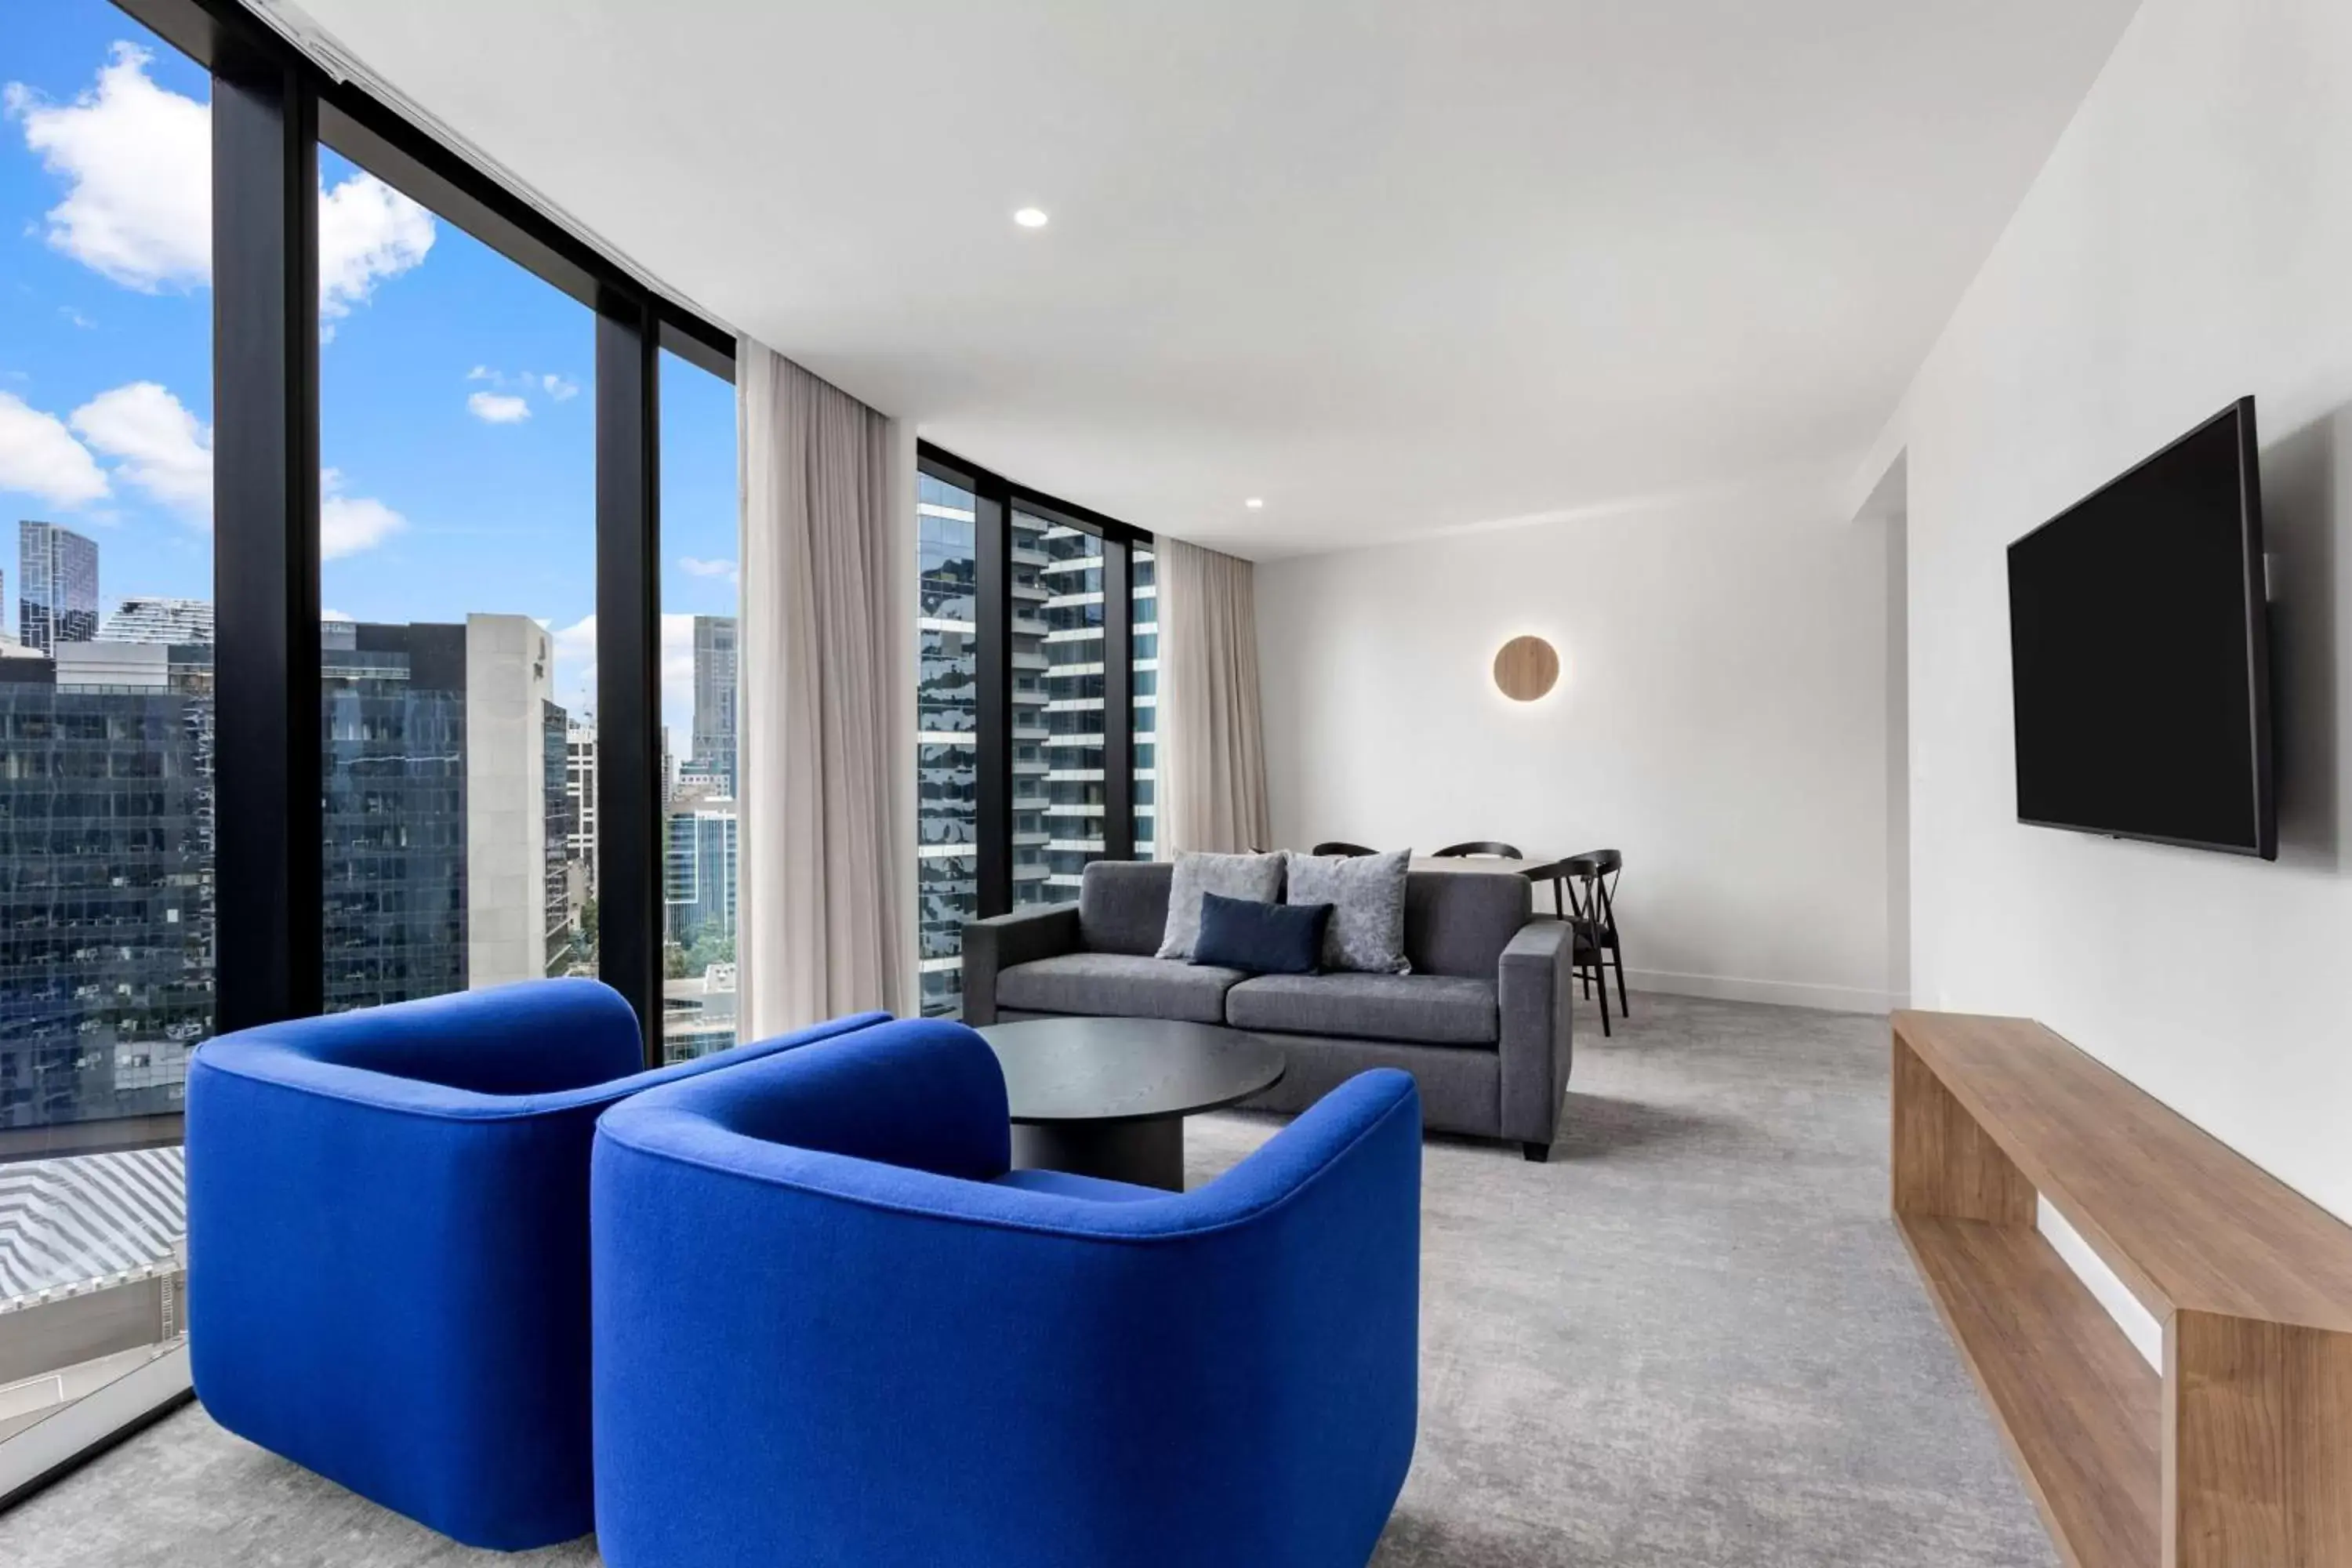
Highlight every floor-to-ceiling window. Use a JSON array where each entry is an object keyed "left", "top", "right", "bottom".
[
  {"left": 0, "top": 0, "right": 209, "bottom": 1479},
  {"left": 315, "top": 146, "right": 597, "bottom": 1011},
  {"left": 1, "top": 0, "right": 732, "bottom": 1491},
  {"left": 658, "top": 348, "right": 739, "bottom": 1059},
  {"left": 913, "top": 446, "right": 1149, "bottom": 1014}
]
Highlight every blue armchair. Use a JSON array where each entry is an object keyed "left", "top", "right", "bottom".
[
  {"left": 590, "top": 1016, "right": 1421, "bottom": 1568},
  {"left": 185, "top": 978, "right": 887, "bottom": 1551}
]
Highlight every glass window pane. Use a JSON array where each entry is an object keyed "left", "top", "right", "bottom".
[
  {"left": 1132, "top": 544, "right": 1156, "bottom": 859},
  {"left": 315, "top": 145, "right": 594, "bottom": 1010},
  {"left": 1, "top": 1, "right": 209, "bottom": 1466},
  {"left": 916, "top": 473, "right": 980, "bottom": 1016},
  {"left": 659, "top": 350, "right": 739, "bottom": 1059},
  {"left": 1018, "top": 512, "right": 1107, "bottom": 905}
]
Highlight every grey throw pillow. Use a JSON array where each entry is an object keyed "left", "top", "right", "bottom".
[
  {"left": 1284, "top": 848, "right": 1413, "bottom": 974},
  {"left": 1156, "top": 851, "right": 1287, "bottom": 960}
]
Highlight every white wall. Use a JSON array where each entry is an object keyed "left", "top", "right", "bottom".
[
  {"left": 1885, "top": 0, "right": 2352, "bottom": 1226},
  {"left": 1256, "top": 484, "right": 1896, "bottom": 1011}
]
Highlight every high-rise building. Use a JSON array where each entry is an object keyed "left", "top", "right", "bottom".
[
  {"left": 1025, "top": 514, "right": 1109, "bottom": 899},
  {"left": 0, "top": 641, "right": 214, "bottom": 1129},
  {"left": 916, "top": 474, "right": 981, "bottom": 1015},
  {"left": 318, "top": 613, "right": 582, "bottom": 1011},
  {"left": 321, "top": 620, "right": 470, "bottom": 1012},
  {"left": 19, "top": 520, "right": 100, "bottom": 655},
  {"left": 1008, "top": 512, "right": 1054, "bottom": 908},
  {"left": 100, "top": 597, "right": 215, "bottom": 644},
  {"left": 565, "top": 720, "right": 598, "bottom": 896},
  {"left": 664, "top": 799, "right": 738, "bottom": 951},
  {"left": 690, "top": 615, "right": 738, "bottom": 797}
]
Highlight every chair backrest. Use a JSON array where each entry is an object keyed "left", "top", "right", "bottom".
[
  {"left": 1561, "top": 850, "right": 1623, "bottom": 932},
  {"left": 1432, "top": 840, "right": 1523, "bottom": 860},
  {"left": 201, "top": 977, "right": 645, "bottom": 1098},
  {"left": 1310, "top": 840, "right": 1376, "bottom": 858},
  {"left": 1077, "top": 859, "right": 1175, "bottom": 954}
]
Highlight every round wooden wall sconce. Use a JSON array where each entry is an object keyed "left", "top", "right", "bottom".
[{"left": 1493, "top": 635, "right": 1559, "bottom": 702}]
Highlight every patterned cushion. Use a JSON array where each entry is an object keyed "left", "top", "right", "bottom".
[
  {"left": 1285, "top": 848, "right": 1413, "bottom": 974},
  {"left": 1154, "top": 851, "right": 1287, "bottom": 960}
]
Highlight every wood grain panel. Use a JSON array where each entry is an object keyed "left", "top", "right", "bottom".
[
  {"left": 2165, "top": 1312, "right": 2352, "bottom": 1568},
  {"left": 1903, "top": 1214, "right": 2162, "bottom": 1568},
  {"left": 1893, "top": 1011, "right": 2352, "bottom": 1331},
  {"left": 1491, "top": 635, "right": 1559, "bottom": 701},
  {"left": 1893, "top": 1036, "right": 2037, "bottom": 1225}
]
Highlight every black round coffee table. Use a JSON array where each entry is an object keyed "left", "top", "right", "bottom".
[{"left": 975, "top": 1018, "right": 1287, "bottom": 1192}]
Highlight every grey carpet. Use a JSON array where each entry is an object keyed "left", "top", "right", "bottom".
[{"left": 0, "top": 994, "right": 2056, "bottom": 1567}]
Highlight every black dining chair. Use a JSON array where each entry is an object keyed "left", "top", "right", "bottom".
[
  {"left": 1309, "top": 841, "right": 1377, "bottom": 858},
  {"left": 1432, "top": 840, "right": 1523, "bottom": 859},
  {"left": 1561, "top": 850, "right": 1628, "bottom": 1034}
]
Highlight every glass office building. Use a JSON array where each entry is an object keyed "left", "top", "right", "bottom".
[{"left": 17, "top": 521, "right": 101, "bottom": 657}]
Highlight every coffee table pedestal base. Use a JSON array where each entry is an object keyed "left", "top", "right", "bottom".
[{"left": 1013, "top": 1118, "right": 1184, "bottom": 1192}]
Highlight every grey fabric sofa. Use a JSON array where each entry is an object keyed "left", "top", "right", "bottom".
[{"left": 962, "top": 860, "right": 1575, "bottom": 1159}]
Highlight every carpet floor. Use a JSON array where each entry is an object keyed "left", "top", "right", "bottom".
[{"left": 0, "top": 993, "right": 2056, "bottom": 1567}]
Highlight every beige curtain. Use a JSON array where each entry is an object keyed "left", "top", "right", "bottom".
[
  {"left": 737, "top": 340, "right": 915, "bottom": 1035},
  {"left": 1156, "top": 537, "right": 1272, "bottom": 855}
]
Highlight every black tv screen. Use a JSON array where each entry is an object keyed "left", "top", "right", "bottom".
[{"left": 2005, "top": 397, "right": 2274, "bottom": 858}]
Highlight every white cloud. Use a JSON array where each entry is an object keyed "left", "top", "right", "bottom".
[
  {"left": 677, "top": 555, "right": 737, "bottom": 581},
  {"left": 34, "top": 378, "right": 402, "bottom": 559},
  {"left": 321, "top": 607, "right": 354, "bottom": 622},
  {"left": 6, "top": 44, "right": 207, "bottom": 292},
  {"left": 0, "top": 390, "right": 111, "bottom": 506},
  {"left": 8, "top": 45, "right": 431, "bottom": 314},
  {"left": 548, "top": 611, "right": 699, "bottom": 736},
  {"left": 319, "top": 467, "right": 406, "bottom": 559},
  {"left": 60, "top": 307, "right": 95, "bottom": 328},
  {"left": 321, "top": 494, "right": 405, "bottom": 558},
  {"left": 71, "top": 380, "right": 210, "bottom": 513},
  {"left": 541, "top": 374, "right": 579, "bottom": 401},
  {"left": 466, "top": 365, "right": 494, "bottom": 382},
  {"left": 466, "top": 390, "right": 531, "bottom": 424},
  {"left": 318, "top": 171, "right": 434, "bottom": 320}
]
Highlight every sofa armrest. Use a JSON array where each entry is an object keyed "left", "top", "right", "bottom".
[
  {"left": 1497, "top": 918, "right": 1574, "bottom": 1149},
  {"left": 959, "top": 903, "right": 1082, "bottom": 1024}
]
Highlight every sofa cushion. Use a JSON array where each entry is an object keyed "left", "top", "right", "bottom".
[
  {"left": 1077, "top": 861, "right": 1174, "bottom": 956},
  {"left": 1225, "top": 972, "right": 1499, "bottom": 1047},
  {"left": 1193, "top": 891, "right": 1331, "bottom": 975},
  {"left": 1285, "top": 848, "right": 1412, "bottom": 974},
  {"left": 1403, "top": 870, "right": 1533, "bottom": 978},
  {"left": 1156, "top": 851, "right": 1287, "bottom": 960},
  {"left": 995, "top": 953, "right": 1248, "bottom": 1025}
]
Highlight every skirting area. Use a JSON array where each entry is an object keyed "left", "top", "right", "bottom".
[{"left": 0, "top": 995, "right": 2054, "bottom": 1567}]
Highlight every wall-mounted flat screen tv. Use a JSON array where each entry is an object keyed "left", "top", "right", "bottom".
[{"left": 2005, "top": 397, "right": 2274, "bottom": 859}]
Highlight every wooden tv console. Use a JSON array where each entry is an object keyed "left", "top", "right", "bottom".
[{"left": 1891, "top": 1011, "right": 2352, "bottom": 1568}]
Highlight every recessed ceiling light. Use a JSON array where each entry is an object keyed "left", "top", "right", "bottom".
[
  {"left": 1244, "top": 497, "right": 1265, "bottom": 509},
  {"left": 1013, "top": 207, "right": 1050, "bottom": 229}
]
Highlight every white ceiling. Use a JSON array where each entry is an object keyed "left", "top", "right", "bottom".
[{"left": 286, "top": 0, "right": 2138, "bottom": 558}]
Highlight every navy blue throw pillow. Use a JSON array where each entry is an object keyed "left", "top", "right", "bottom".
[{"left": 1192, "top": 891, "right": 1333, "bottom": 975}]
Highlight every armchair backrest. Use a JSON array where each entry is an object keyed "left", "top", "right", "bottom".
[
  {"left": 201, "top": 976, "right": 644, "bottom": 1098},
  {"left": 615, "top": 1018, "right": 1011, "bottom": 1181}
]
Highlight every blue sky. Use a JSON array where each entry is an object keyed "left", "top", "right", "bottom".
[{"left": 0, "top": 0, "right": 736, "bottom": 742}]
